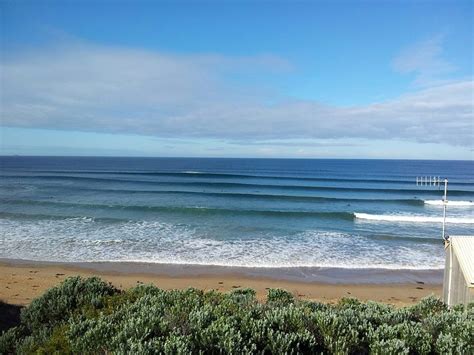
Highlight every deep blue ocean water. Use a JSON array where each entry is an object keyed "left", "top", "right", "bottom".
[{"left": 0, "top": 157, "right": 473, "bottom": 270}]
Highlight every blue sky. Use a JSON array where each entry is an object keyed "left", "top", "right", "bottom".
[{"left": 1, "top": 0, "right": 472, "bottom": 159}]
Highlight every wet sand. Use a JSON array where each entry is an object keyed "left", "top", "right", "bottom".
[{"left": 0, "top": 260, "right": 442, "bottom": 307}]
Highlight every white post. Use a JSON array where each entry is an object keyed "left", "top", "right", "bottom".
[
  {"left": 447, "top": 240, "right": 453, "bottom": 307},
  {"left": 442, "top": 179, "right": 448, "bottom": 240}
]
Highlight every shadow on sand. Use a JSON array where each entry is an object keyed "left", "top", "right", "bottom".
[{"left": 0, "top": 301, "right": 23, "bottom": 333}]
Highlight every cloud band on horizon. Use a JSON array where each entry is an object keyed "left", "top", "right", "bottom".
[{"left": 1, "top": 41, "right": 473, "bottom": 148}]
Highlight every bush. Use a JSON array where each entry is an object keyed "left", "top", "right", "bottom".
[
  {"left": 266, "top": 288, "right": 294, "bottom": 306},
  {"left": 0, "top": 325, "right": 27, "bottom": 354},
  {"left": 21, "top": 276, "right": 118, "bottom": 332},
  {"left": 0, "top": 277, "right": 118, "bottom": 354},
  {"left": 1, "top": 277, "right": 472, "bottom": 354}
]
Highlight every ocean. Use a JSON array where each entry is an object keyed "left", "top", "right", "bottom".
[{"left": 0, "top": 157, "right": 473, "bottom": 272}]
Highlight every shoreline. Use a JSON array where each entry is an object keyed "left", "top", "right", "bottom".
[
  {"left": 0, "top": 258, "right": 444, "bottom": 284},
  {"left": 0, "top": 258, "right": 443, "bottom": 306}
]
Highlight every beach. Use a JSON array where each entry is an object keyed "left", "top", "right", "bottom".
[
  {"left": 0, "top": 259, "right": 442, "bottom": 307},
  {"left": 0, "top": 157, "right": 469, "bottom": 308},
  {"left": 1, "top": 157, "right": 472, "bottom": 273}
]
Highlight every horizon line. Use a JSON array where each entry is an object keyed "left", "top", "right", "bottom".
[{"left": 0, "top": 155, "right": 472, "bottom": 162}]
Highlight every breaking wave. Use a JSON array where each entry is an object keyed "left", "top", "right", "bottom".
[
  {"left": 424, "top": 200, "right": 474, "bottom": 207},
  {"left": 355, "top": 212, "right": 474, "bottom": 224}
]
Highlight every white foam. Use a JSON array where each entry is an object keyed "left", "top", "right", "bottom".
[
  {"left": 0, "top": 217, "right": 445, "bottom": 270},
  {"left": 424, "top": 200, "right": 474, "bottom": 207},
  {"left": 355, "top": 212, "right": 474, "bottom": 224}
]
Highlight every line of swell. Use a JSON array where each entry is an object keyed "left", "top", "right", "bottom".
[
  {"left": 9, "top": 204, "right": 469, "bottom": 224},
  {"left": 0, "top": 210, "right": 444, "bottom": 246},
  {"left": 0, "top": 200, "right": 356, "bottom": 220},
  {"left": 354, "top": 212, "right": 474, "bottom": 224},
  {"left": 424, "top": 200, "right": 473, "bottom": 206},
  {"left": 42, "top": 187, "right": 426, "bottom": 205},
  {"left": 4, "top": 171, "right": 474, "bottom": 185},
  {"left": 0, "top": 211, "right": 127, "bottom": 223},
  {"left": 3, "top": 175, "right": 474, "bottom": 195}
]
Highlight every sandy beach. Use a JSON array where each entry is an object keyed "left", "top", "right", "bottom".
[{"left": 0, "top": 260, "right": 442, "bottom": 307}]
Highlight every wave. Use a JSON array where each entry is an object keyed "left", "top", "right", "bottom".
[
  {"left": 0, "top": 218, "right": 445, "bottom": 270},
  {"left": 4, "top": 170, "right": 473, "bottom": 186},
  {"left": 18, "top": 187, "right": 427, "bottom": 206},
  {"left": 0, "top": 211, "right": 128, "bottom": 223},
  {"left": 355, "top": 212, "right": 474, "bottom": 224},
  {"left": 424, "top": 200, "right": 474, "bottom": 206},
  {"left": 0, "top": 202, "right": 356, "bottom": 220},
  {"left": 5, "top": 206, "right": 471, "bottom": 226},
  {"left": 3, "top": 174, "right": 474, "bottom": 195},
  {"left": 4, "top": 197, "right": 472, "bottom": 223},
  {"left": 0, "top": 210, "right": 441, "bottom": 245}
]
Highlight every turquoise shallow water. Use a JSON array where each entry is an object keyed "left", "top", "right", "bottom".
[{"left": 0, "top": 157, "right": 473, "bottom": 270}]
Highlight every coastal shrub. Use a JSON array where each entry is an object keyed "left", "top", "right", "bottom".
[
  {"left": 266, "top": 288, "right": 294, "bottom": 305},
  {"left": 21, "top": 276, "right": 118, "bottom": 332},
  {"left": 408, "top": 295, "right": 447, "bottom": 321},
  {"left": 1, "top": 277, "right": 118, "bottom": 354},
  {"left": 1, "top": 277, "right": 473, "bottom": 354},
  {"left": 0, "top": 325, "right": 27, "bottom": 354}
]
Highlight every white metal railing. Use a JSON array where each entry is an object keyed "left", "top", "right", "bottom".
[{"left": 416, "top": 176, "right": 448, "bottom": 240}]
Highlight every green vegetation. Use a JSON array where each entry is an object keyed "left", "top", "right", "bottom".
[{"left": 1, "top": 277, "right": 473, "bottom": 354}]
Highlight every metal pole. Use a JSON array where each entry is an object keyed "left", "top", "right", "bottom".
[
  {"left": 447, "top": 240, "right": 453, "bottom": 307},
  {"left": 442, "top": 179, "right": 448, "bottom": 240}
]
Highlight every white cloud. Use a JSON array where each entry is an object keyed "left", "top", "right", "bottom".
[
  {"left": 1, "top": 42, "right": 473, "bottom": 147},
  {"left": 392, "top": 34, "right": 457, "bottom": 86}
]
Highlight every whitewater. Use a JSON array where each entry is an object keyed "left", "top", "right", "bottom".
[{"left": 1, "top": 157, "right": 473, "bottom": 271}]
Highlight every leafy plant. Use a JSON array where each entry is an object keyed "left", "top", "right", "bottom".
[{"left": 1, "top": 277, "right": 472, "bottom": 354}]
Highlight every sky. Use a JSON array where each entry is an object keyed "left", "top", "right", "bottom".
[{"left": 0, "top": 0, "right": 473, "bottom": 159}]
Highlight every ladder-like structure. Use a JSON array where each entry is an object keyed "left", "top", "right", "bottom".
[{"left": 416, "top": 176, "right": 449, "bottom": 240}]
